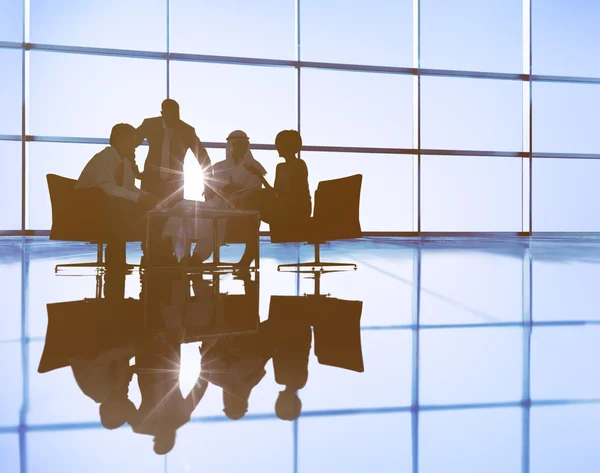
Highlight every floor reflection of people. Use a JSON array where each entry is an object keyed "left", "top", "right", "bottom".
[
  {"left": 199, "top": 325, "right": 270, "bottom": 420},
  {"left": 131, "top": 334, "right": 207, "bottom": 455},
  {"left": 266, "top": 293, "right": 364, "bottom": 421},
  {"left": 265, "top": 296, "right": 312, "bottom": 421},
  {"left": 38, "top": 271, "right": 141, "bottom": 430}
]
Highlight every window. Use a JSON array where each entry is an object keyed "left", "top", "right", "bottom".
[
  {"left": 0, "top": 49, "right": 21, "bottom": 135},
  {"left": 533, "top": 83, "right": 600, "bottom": 155},
  {"left": 533, "top": 0, "right": 600, "bottom": 78},
  {"left": 301, "top": 69, "right": 413, "bottom": 148},
  {"left": 533, "top": 158, "right": 600, "bottom": 232},
  {"left": 0, "top": 142, "right": 21, "bottom": 230},
  {"left": 421, "top": 155, "right": 523, "bottom": 231},
  {"left": 170, "top": 62, "right": 297, "bottom": 144},
  {"left": 421, "top": 0, "right": 523, "bottom": 73},
  {"left": 0, "top": 0, "right": 22, "bottom": 42},
  {"left": 301, "top": 152, "right": 414, "bottom": 231},
  {"left": 171, "top": 0, "right": 295, "bottom": 60},
  {"left": 29, "top": 52, "right": 166, "bottom": 139},
  {"left": 300, "top": 0, "right": 413, "bottom": 67},
  {"left": 30, "top": 0, "right": 166, "bottom": 51},
  {"left": 421, "top": 77, "right": 523, "bottom": 151}
]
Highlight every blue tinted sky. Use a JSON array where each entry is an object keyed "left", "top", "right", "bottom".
[{"left": 1, "top": 0, "right": 600, "bottom": 231}]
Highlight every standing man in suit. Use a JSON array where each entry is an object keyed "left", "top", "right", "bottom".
[{"left": 135, "top": 99, "right": 212, "bottom": 206}]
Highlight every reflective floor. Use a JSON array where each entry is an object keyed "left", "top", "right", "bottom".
[{"left": 2, "top": 236, "right": 600, "bottom": 473}]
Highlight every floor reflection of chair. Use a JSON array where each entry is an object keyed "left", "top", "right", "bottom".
[{"left": 268, "top": 270, "right": 365, "bottom": 375}]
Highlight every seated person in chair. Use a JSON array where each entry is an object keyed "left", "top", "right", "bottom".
[
  {"left": 240, "top": 129, "right": 312, "bottom": 266},
  {"left": 74, "top": 123, "right": 157, "bottom": 269},
  {"left": 163, "top": 130, "right": 267, "bottom": 266}
]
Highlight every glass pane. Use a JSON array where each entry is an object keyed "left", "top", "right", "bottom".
[
  {"left": 531, "top": 405, "right": 600, "bottom": 473},
  {"left": 170, "top": 62, "right": 297, "bottom": 144},
  {"left": 0, "top": 49, "right": 21, "bottom": 135},
  {"left": 531, "top": 326, "right": 600, "bottom": 400},
  {"left": 421, "top": 77, "right": 523, "bottom": 151},
  {"left": 169, "top": 422, "right": 293, "bottom": 473},
  {"left": 420, "top": 408, "right": 522, "bottom": 473},
  {"left": 0, "top": 142, "right": 22, "bottom": 230},
  {"left": 421, "top": 156, "right": 523, "bottom": 231},
  {"left": 30, "top": 0, "right": 166, "bottom": 51},
  {"left": 533, "top": 83, "right": 600, "bottom": 154},
  {"left": 0, "top": 0, "right": 22, "bottom": 42},
  {"left": 0, "top": 343, "right": 22, "bottom": 427},
  {"left": 301, "top": 69, "right": 413, "bottom": 148},
  {"left": 0, "top": 434, "right": 19, "bottom": 473},
  {"left": 421, "top": 0, "right": 522, "bottom": 73},
  {"left": 532, "top": 158, "right": 600, "bottom": 232},
  {"left": 420, "top": 327, "right": 522, "bottom": 404},
  {"left": 421, "top": 248, "right": 524, "bottom": 325},
  {"left": 301, "top": 331, "right": 412, "bottom": 410},
  {"left": 301, "top": 152, "right": 413, "bottom": 231},
  {"left": 299, "top": 414, "right": 412, "bottom": 473},
  {"left": 171, "top": 0, "right": 295, "bottom": 60},
  {"left": 533, "top": 0, "right": 600, "bottom": 78},
  {"left": 28, "top": 142, "right": 107, "bottom": 230},
  {"left": 27, "top": 430, "right": 165, "bottom": 473},
  {"left": 300, "top": 0, "right": 413, "bottom": 67},
  {"left": 30, "top": 52, "right": 166, "bottom": 138},
  {"left": 533, "top": 253, "right": 600, "bottom": 322},
  {"left": 0, "top": 244, "right": 21, "bottom": 340}
]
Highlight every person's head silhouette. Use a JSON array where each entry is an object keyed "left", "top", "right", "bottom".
[
  {"left": 227, "top": 130, "right": 250, "bottom": 165},
  {"left": 110, "top": 123, "right": 137, "bottom": 160},
  {"left": 275, "top": 389, "right": 302, "bottom": 421},
  {"left": 223, "top": 391, "right": 249, "bottom": 420},
  {"left": 99, "top": 395, "right": 137, "bottom": 430},
  {"left": 161, "top": 99, "right": 181, "bottom": 128},
  {"left": 275, "top": 130, "right": 302, "bottom": 159},
  {"left": 154, "top": 430, "right": 176, "bottom": 455}
]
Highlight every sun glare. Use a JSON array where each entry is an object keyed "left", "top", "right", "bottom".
[{"left": 183, "top": 150, "right": 205, "bottom": 201}]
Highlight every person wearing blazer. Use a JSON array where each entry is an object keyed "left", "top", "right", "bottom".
[{"left": 135, "top": 99, "right": 211, "bottom": 206}]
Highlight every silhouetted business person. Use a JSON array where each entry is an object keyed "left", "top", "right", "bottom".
[
  {"left": 241, "top": 129, "right": 312, "bottom": 266},
  {"left": 136, "top": 99, "right": 211, "bottom": 206},
  {"left": 74, "top": 123, "right": 157, "bottom": 268}
]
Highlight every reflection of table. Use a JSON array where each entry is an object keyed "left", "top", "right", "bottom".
[
  {"left": 143, "top": 271, "right": 260, "bottom": 342},
  {"left": 146, "top": 202, "right": 260, "bottom": 271}
]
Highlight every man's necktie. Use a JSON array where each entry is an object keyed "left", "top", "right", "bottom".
[{"left": 161, "top": 129, "right": 172, "bottom": 181}]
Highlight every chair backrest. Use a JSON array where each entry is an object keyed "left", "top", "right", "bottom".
[
  {"left": 47, "top": 174, "right": 77, "bottom": 239},
  {"left": 313, "top": 174, "right": 362, "bottom": 241},
  {"left": 46, "top": 174, "right": 105, "bottom": 241}
]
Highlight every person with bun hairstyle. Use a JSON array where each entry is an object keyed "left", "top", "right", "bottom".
[{"left": 241, "top": 129, "right": 311, "bottom": 266}]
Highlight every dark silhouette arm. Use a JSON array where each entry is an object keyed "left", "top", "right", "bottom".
[
  {"left": 133, "top": 120, "right": 149, "bottom": 179},
  {"left": 190, "top": 129, "right": 211, "bottom": 171}
]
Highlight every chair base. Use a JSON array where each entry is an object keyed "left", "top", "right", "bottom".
[
  {"left": 277, "top": 261, "right": 357, "bottom": 272},
  {"left": 54, "top": 243, "right": 139, "bottom": 273},
  {"left": 276, "top": 242, "right": 358, "bottom": 272}
]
